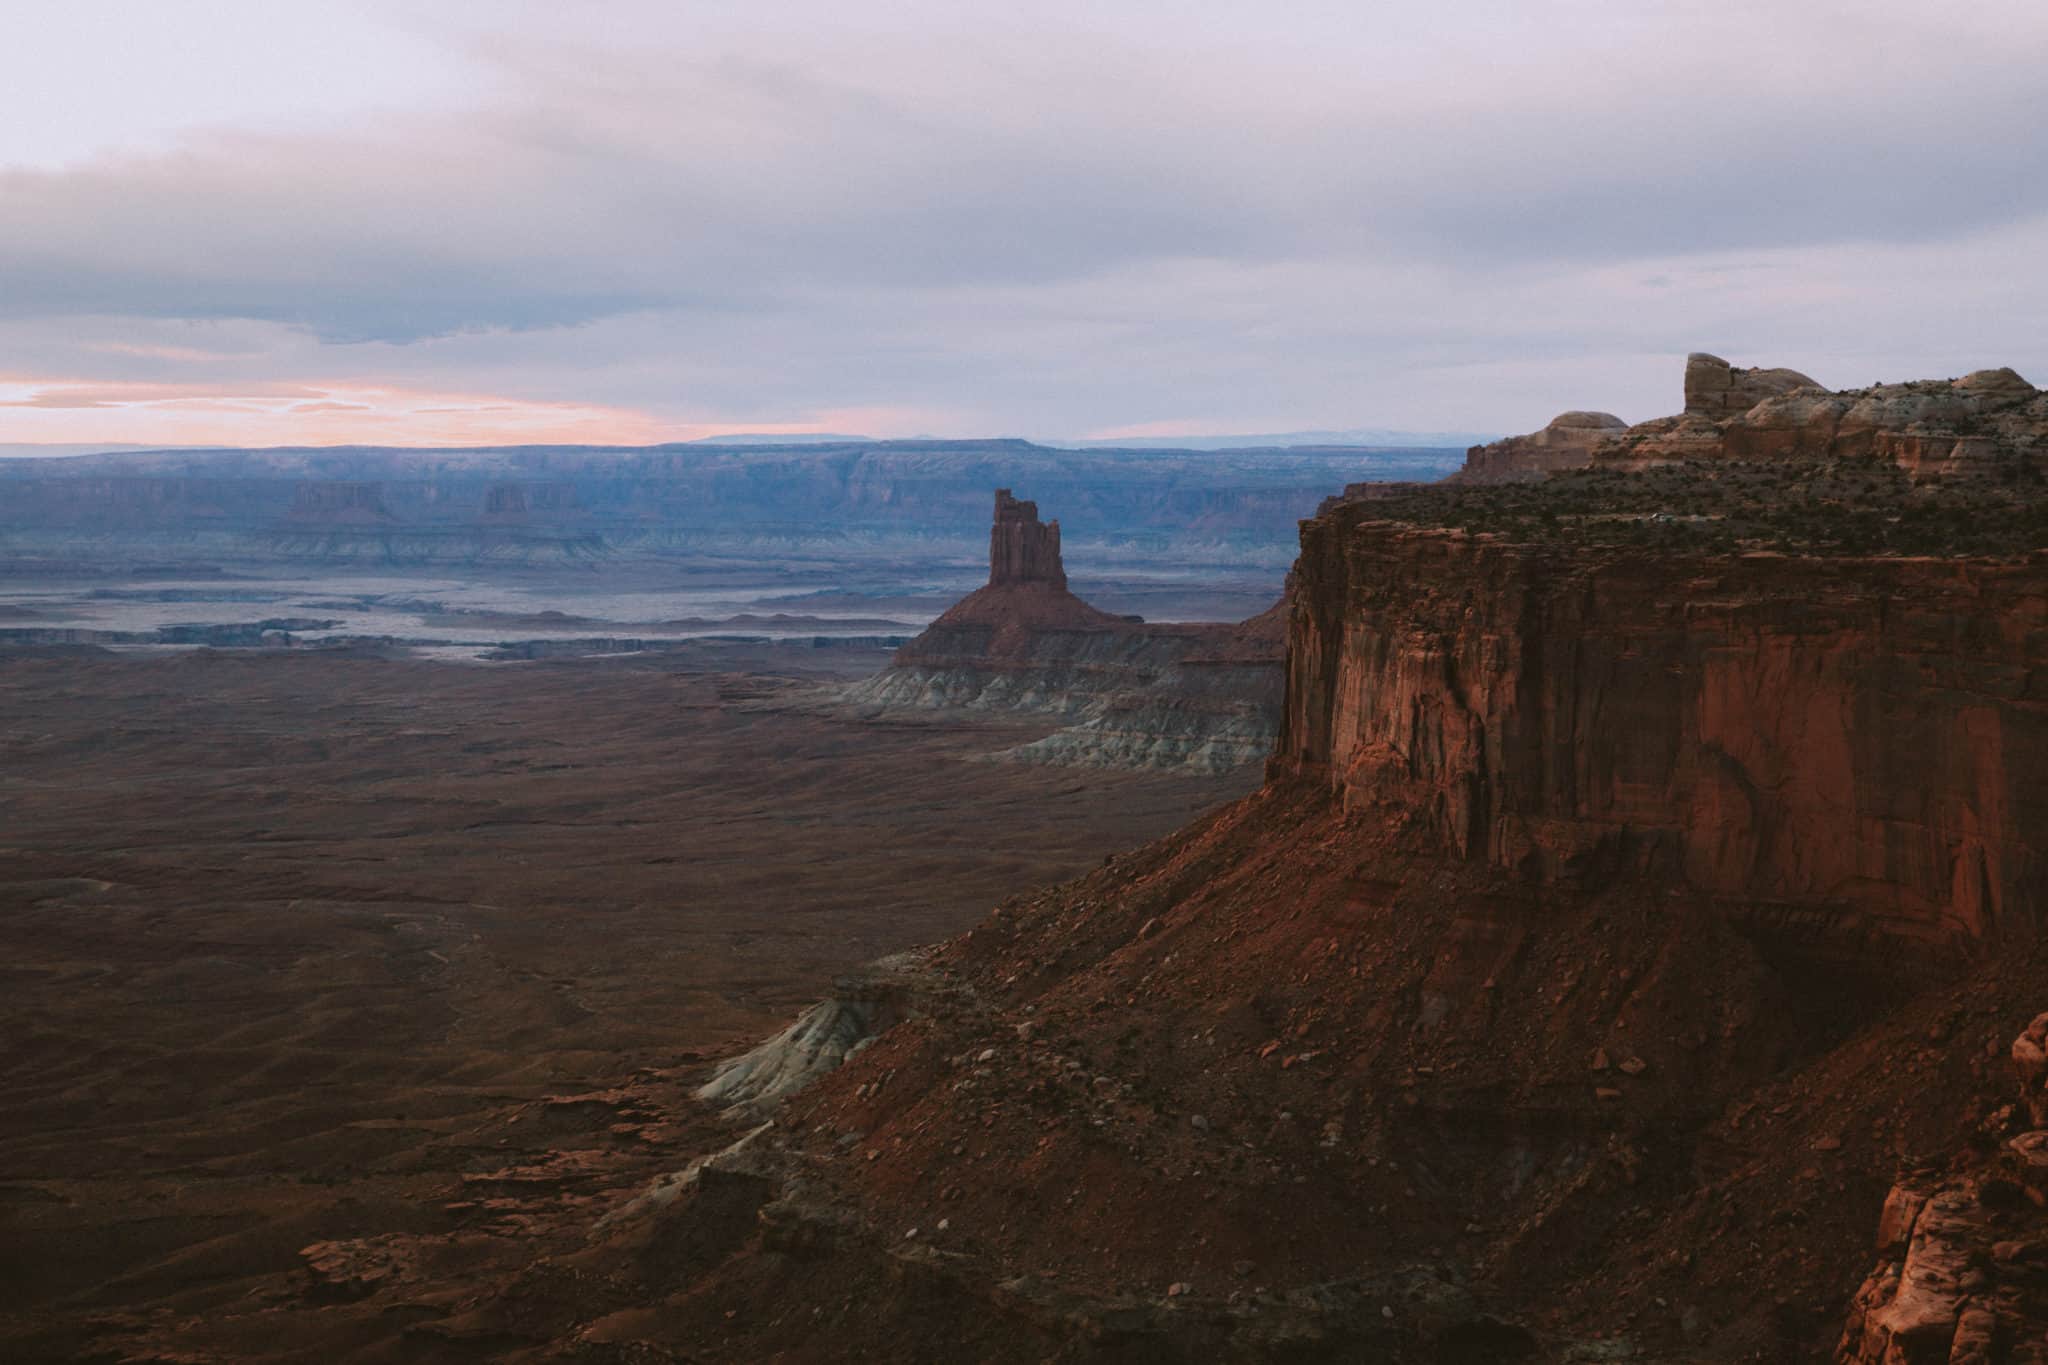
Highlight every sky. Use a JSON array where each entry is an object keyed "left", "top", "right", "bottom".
[{"left": 3, "top": 0, "right": 2046, "bottom": 448}]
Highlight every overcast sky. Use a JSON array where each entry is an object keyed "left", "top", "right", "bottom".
[{"left": 3, "top": 0, "right": 2045, "bottom": 447}]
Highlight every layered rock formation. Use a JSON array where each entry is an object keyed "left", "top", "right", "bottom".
[
  {"left": 1280, "top": 512, "right": 2048, "bottom": 957},
  {"left": 845, "top": 490, "right": 1285, "bottom": 772},
  {"left": 1458, "top": 353, "right": 2045, "bottom": 482}
]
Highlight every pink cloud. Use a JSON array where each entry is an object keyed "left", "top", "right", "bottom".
[{"left": 0, "top": 375, "right": 865, "bottom": 447}]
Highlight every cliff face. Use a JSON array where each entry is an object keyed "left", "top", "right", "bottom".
[
  {"left": 1280, "top": 510, "right": 2047, "bottom": 956},
  {"left": 846, "top": 490, "right": 1284, "bottom": 772},
  {"left": 1459, "top": 353, "right": 2046, "bottom": 483}
]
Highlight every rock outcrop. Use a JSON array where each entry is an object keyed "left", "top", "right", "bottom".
[
  {"left": 1683, "top": 351, "right": 1823, "bottom": 418},
  {"left": 1455, "top": 410, "right": 1628, "bottom": 482},
  {"left": 845, "top": 490, "right": 1285, "bottom": 773},
  {"left": 1454, "top": 353, "right": 2045, "bottom": 482}
]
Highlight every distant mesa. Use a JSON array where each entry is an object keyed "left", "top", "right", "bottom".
[
  {"left": 287, "top": 480, "right": 394, "bottom": 524},
  {"left": 1456, "top": 351, "right": 2044, "bottom": 482}
]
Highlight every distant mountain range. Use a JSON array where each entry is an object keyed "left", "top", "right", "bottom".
[
  {"left": 1063, "top": 428, "right": 1498, "bottom": 450},
  {"left": 3, "top": 427, "right": 1495, "bottom": 461},
  {"left": 686, "top": 429, "right": 1499, "bottom": 451},
  {"left": 0, "top": 437, "right": 1466, "bottom": 572}
]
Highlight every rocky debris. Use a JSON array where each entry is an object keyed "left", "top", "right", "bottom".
[
  {"left": 1837, "top": 1014, "right": 2048, "bottom": 1363},
  {"left": 1455, "top": 410, "right": 1628, "bottom": 483},
  {"left": 844, "top": 489, "right": 1285, "bottom": 773},
  {"left": 597, "top": 1120, "right": 780, "bottom": 1229},
  {"left": 299, "top": 1235, "right": 420, "bottom": 1300},
  {"left": 1683, "top": 351, "right": 1823, "bottom": 419}
]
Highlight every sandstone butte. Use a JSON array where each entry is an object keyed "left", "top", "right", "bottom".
[
  {"left": 302, "top": 356, "right": 2043, "bottom": 1363},
  {"left": 843, "top": 488, "right": 1287, "bottom": 772}
]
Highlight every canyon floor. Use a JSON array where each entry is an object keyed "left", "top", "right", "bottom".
[{"left": 0, "top": 645, "right": 1250, "bottom": 1362}]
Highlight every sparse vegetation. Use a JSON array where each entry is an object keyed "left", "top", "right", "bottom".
[{"left": 1341, "top": 460, "right": 2048, "bottom": 557}]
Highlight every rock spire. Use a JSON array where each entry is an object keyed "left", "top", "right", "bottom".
[{"left": 988, "top": 489, "right": 1066, "bottom": 589}]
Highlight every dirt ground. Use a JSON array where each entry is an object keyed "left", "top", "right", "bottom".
[{"left": 0, "top": 645, "right": 1247, "bottom": 1361}]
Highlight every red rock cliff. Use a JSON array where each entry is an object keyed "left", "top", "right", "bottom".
[{"left": 1279, "top": 511, "right": 2048, "bottom": 955}]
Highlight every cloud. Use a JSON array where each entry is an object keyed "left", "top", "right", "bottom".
[{"left": 1, "top": 1, "right": 2045, "bottom": 439}]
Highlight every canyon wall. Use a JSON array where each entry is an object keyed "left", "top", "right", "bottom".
[{"left": 1279, "top": 508, "right": 2048, "bottom": 955}]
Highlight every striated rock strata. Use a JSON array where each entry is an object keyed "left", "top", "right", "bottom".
[
  {"left": 1280, "top": 511, "right": 2048, "bottom": 957},
  {"left": 845, "top": 489, "right": 1285, "bottom": 773}
]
